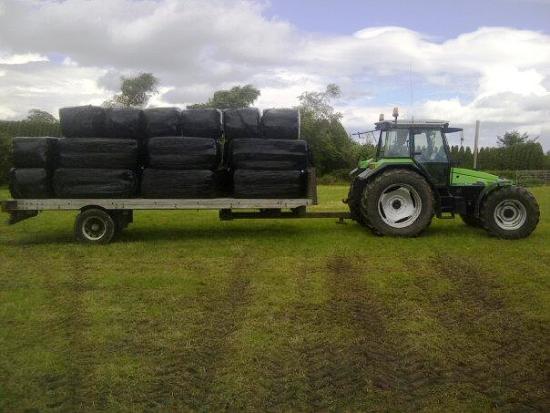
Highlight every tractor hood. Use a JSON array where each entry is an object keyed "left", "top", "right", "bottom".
[{"left": 450, "top": 167, "right": 509, "bottom": 186}]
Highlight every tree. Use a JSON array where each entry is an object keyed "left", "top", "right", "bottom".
[
  {"left": 298, "top": 83, "right": 342, "bottom": 121},
  {"left": 26, "top": 109, "right": 58, "bottom": 124},
  {"left": 188, "top": 84, "right": 260, "bottom": 109},
  {"left": 298, "top": 84, "right": 363, "bottom": 175},
  {"left": 497, "top": 130, "right": 536, "bottom": 147},
  {"left": 104, "top": 73, "right": 159, "bottom": 108}
]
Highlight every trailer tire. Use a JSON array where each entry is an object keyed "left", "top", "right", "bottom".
[
  {"left": 74, "top": 208, "right": 115, "bottom": 244},
  {"left": 480, "top": 186, "right": 540, "bottom": 239},
  {"left": 361, "top": 169, "right": 433, "bottom": 237}
]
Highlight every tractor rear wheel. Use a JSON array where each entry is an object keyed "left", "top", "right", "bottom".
[
  {"left": 361, "top": 169, "right": 434, "bottom": 237},
  {"left": 480, "top": 186, "right": 539, "bottom": 239},
  {"left": 347, "top": 181, "right": 368, "bottom": 227},
  {"left": 460, "top": 214, "right": 482, "bottom": 227}
]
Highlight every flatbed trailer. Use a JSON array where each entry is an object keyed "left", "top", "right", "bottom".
[{"left": 0, "top": 170, "right": 351, "bottom": 244}]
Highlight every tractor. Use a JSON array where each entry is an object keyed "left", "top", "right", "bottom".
[{"left": 346, "top": 113, "right": 540, "bottom": 238}]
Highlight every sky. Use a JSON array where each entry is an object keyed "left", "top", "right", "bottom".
[{"left": 0, "top": 0, "right": 550, "bottom": 149}]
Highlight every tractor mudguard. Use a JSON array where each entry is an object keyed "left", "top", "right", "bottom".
[{"left": 474, "top": 181, "right": 513, "bottom": 217}]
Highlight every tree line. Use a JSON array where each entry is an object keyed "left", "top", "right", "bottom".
[{"left": 0, "top": 73, "right": 549, "bottom": 185}]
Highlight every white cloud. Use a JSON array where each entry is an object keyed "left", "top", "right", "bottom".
[
  {"left": 0, "top": 0, "right": 549, "bottom": 148},
  {"left": 0, "top": 53, "right": 48, "bottom": 65}
]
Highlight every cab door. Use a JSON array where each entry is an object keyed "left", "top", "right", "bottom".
[{"left": 411, "top": 128, "right": 450, "bottom": 187}]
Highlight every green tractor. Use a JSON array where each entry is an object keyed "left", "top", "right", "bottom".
[{"left": 346, "top": 115, "right": 540, "bottom": 238}]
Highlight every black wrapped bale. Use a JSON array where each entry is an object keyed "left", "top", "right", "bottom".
[
  {"left": 233, "top": 170, "right": 306, "bottom": 198},
  {"left": 59, "top": 105, "right": 106, "bottom": 138},
  {"left": 223, "top": 108, "right": 261, "bottom": 140},
  {"left": 53, "top": 169, "right": 137, "bottom": 198},
  {"left": 12, "top": 137, "right": 57, "bottom": 168},
  {"left": 57, "top": 138, "right": 139, "bottom": 169},
  {"left": 181, "top": 109, "right": 222, "bottom": 139},
  {"left": 147, "top": 137, "right": 219, "bottom": 170},
  {"left": 261, "top": 109, "right": 300, "bottom": 140},
  {"left": 141, "top": 169, "right": 217, "bottom": 198},
  {"left": 144, "top": 108, "right": 181, "bottom": 137},
  {"left": 230, "top": 139, "right": 308, "bottom": 170},
  {"left": 105, "top": 108, "right": 145, "bottom": 139},
  {"left": 9, "top": 168, "right": 51, "bottom": 199}
]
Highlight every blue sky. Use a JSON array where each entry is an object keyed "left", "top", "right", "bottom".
[
  {"left": 0, "top": 0, "right": 549, "bottom": 148},
  {"left": 266, "top": 0, "right": 550, "bottom": 38}
]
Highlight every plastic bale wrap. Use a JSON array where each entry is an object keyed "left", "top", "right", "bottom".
[
  {"left": 53, "top": 169, "right": 137, "bottom": 198},
  {"left": 9, "top": 168, "right": 52, "bottom": 199},
  {"left": 57, "top": 138, "right": 139, "bottom": 169},
  {"left": 141, "top": 169, "right": 217, "bottom": 198},
  {"left": 233, "top": 170, "right": 306, "bottom": 198},
  {"left": 12, "top": 137, "right": 58, "bottom": 168},
  {"left": 105, "top": 108, "right": 146, "bottom": 139},
  {"left": 144, "top": 108, "right": 181, "bottom": 137},
  {"left": 147, "top": 137, "right": 220, "bottom": 170},
  {"left": 229, "top": 139, "right": 308, "bottom": 170},
  {"left": 261, "top": 109, "right": 300, "bottom": 140},
  {"left": 59, "top": 105, "right": 106, "bottom": 138},
  {"left": 181, "top": 109, "right": 222, "bottom": 139},
  {"left": 223, "top": 108, "right": 261, "bottom": 140}
]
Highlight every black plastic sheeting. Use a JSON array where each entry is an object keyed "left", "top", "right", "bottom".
[
  {"left": 229, "top": 139, "right": 308, "bottom": 170},
  {"left": 9, "top": 168, "right": 52, "bottom": 199},
  {"left": 59, "top": 105, "right": 106, "bottom": 138},
  {"left": 181, "top": 109, "right": 222, "bottom": 139},
  {"left": 53, "top": 169, "right": 137, "bottom": 198},
  {"left": 105, "top": 108, "right": 146, "bottom": 139},
  {"left": 223, "top": 108, "right": 261, "bottom": 140},
  {"left": 12, "top": 137, "right": 57, "bottom": 168},
  {"left": 144, "top": 108, "right": 181, "bottom": 137},
  {"left": 147, "top": 137, "right": 220, "bottom": 170},
  {"left": 141, "top": 169, "right": 217, "bottom": 198},
  {"left": 233, "top": 170, "right": 306, "bottom": 198},
  {"left": 261, "top": 109, "right": 300, "bottom": 140},
  {"left": 57, "top": 138, "right": 139, "bottom": 169}
]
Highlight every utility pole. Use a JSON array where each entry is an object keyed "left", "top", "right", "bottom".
[{"left": 473, "top": 120, "right": 480, "bottom": 169}]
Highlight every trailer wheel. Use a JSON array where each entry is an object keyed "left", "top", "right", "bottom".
[{"left": 74, "top": 208, "right": 116, "bottom": 244}]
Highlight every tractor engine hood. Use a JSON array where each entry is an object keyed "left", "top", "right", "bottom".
[{"left": 450, "top": 167, "right": 509, "bottom": 185}]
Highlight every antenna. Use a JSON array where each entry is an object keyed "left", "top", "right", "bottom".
[{"left": 409, "top": 62, "right": 414, "bottom": 119}]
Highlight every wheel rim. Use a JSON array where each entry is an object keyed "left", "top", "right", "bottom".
[
  {"left": 378, "top": 184, "right": 422, "bottom": 228},
  {"left": 82, "top": 216, "right": 107, "bottom": 241},
  {"left": 493, "top": 199, "right": 527, "bottom": 231}
]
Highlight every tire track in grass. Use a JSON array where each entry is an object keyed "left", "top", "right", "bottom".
[
  {"left": 143, "top": 255, "right": 253, "bottom": 411},
  {"left": 36, "top": 251, "right": 97, "bottom": 411},
  {"left": 429, "top": 254, "right": 550, "bottom": 411}
]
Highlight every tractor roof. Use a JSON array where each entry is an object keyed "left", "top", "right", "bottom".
[{"left": 375, "top": 119, "right": 451, "bottom": 130}]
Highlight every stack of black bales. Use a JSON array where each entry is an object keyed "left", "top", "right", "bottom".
[
  {"left": 54, "top": 106, "right": 141, "bottom": 198},
  {"left": 228, "top": 108, "right": 307, "bottom": 198},
  {"left": 10, "top": 137, "right": 57, "bottom": 198},
  {"left": 141, "top": 108, "right": 221, "bottom": 198}
]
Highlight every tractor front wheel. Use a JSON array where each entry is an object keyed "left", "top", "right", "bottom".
[
  {"left": 480, "top": 186, "right": 540, "bottom": 239},
  {"left": 361, "top": 169, "right": 434, "bottom": 237}
]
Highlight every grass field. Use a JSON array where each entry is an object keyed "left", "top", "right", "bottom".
[{"left": 1, "top": 185, "right": 549, "bottom": 412}]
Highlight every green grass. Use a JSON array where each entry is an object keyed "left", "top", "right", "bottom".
[{"left": 1, "top": 185, "right": 549, "bottom": 412}]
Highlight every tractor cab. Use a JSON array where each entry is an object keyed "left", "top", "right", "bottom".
[{"left": 366, "top": 119, "right": 458, "bottom": 187}]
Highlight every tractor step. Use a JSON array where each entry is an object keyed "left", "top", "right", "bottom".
[{"left": 437, "top": 211, "right": 456, "bottom": 219}]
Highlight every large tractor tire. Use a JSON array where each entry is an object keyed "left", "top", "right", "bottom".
[
  {"left": 460, "top": 214, "right": 482, "bottom": 228},
  {"left": 347, "top": 181, "right": 368, "bottom": 227},
  {"left": 480, "top": 186, "right": 540, "bottom": 239},
  {"left": 360, "top": 169, "right": 434, "bottom": 237}
]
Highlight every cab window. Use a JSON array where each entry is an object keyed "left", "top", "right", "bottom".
[
  {"left": 413, "top": 129, "right": 448, "bottom": 162},
  {"left": 379, "top": 129, "right": 409, "bottom": 158}
]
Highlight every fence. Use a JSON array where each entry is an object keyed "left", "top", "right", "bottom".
[{"left": 514, "top": 170, "right": 550, "bottom": 186}]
